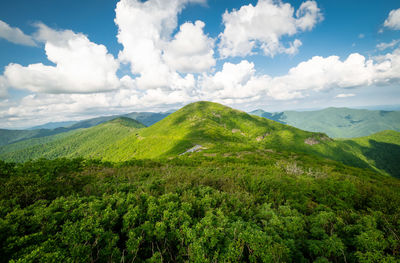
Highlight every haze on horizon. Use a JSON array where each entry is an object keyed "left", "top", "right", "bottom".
[{"left": 0, "top": 0, "right": 400, "bottom": 129}]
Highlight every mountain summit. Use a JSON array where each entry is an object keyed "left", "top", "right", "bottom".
[{"left": 1, "top": 101, "right": 400, "bottom": 177}]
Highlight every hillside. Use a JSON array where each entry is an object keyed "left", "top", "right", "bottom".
[
  {"left": 29, "top": 121, "right": 78, "bottom": 130},
  {"left": 123, "top": 111, "right": 170, "bottom": 126},
  {"left": 97, "top": 101, "right": 333, "bottom": 161},
  {"left": 0, "top": 111, "right": 170, "bottom": 147},
  {"left": 340, "top": 130, "right": 400, "bottom": 177},
  {"left": 250, "top": 107, "right": 400, "bottom": 138},
  {"left": 0, "top": 117, "right": 145, "bottom": 162},
  {"left": 1, "top": 104, "right": 400, "bottom": 262},
  {"left": 1, "top": 102, "right": 400, "bottom": 177},
  {"left": 0, "top": 127, "right": 71, "bottom": 147}
]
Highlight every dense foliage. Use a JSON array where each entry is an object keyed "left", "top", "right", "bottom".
[
  {"left": 251, "top": 108, "right": 400, "bottom": 138},
  {"left": 1, "top": 152, "right": 399, "bottom": 262}
]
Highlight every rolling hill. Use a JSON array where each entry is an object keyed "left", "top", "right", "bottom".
[
  {"left": 1, "top": 101, "right": 399, "bottom": 177},
  {"left": 0, "top": 117, "right": 145, "bottom": 162},
  {"left": 29, "top": 121, "right": 78, "bottom": 130},
  {"left": 250, "top": 107, "right": 400, "bottom": 138},
  {"left": 0, "top": 111, "right": 170, "bottom": 147}
]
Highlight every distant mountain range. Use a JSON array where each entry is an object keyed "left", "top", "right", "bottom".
[
  {"left": 250, "top": 107, "right": 400, "bottom": 138},
  {"left": 0, "top": 111, "right": 170, "bottom": 147},
  {"left": 1, "top": 101, "right": 399, "bottom": 178}
]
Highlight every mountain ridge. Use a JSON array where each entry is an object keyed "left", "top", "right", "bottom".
[
  {"left": 250, "top": 107, "right": 400, "bottom": 138},
  {"left": 1, "top": 101, "right": 399, "bottom": 177}
]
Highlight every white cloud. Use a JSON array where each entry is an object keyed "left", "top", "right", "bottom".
[
  {"left": 384, "top": 8, "right": 400, "bottom": 30},
  {"left": 218, "top": 0, "right": 322, "bottom": 58},
  {"left": 3, "top": 23, "right": 120, "bottom": 93},
  {"left": 4, "top": 0, "right": 400, "bottom": 128},
  {"left": 200, "top": 47, "right": 400, "bottom": 101},
  {"left": 163, "top": 20, "right": 215, "bottom": 73},
  {"left": 267, "top": 53, "right": 375, "bottom": 99},
  {"left": 3, "top": 47, "right": 400, "bottom": 128},
  {"left": 335, "top": 93, "right": 355, "bottom": 98},
  {"left": 0, "top": 20, "right": 36, "bottom": 46},
  {"left": 373, "top": 47, "right": 400, "bottom": 83},
  {"left": 199, "top": 60, "right": 269, "bottom": 102},
  {"left": 377, "top": 39, "right": 400, "bottom": 50},
  {"left": 115, "top": 0, "right": 208, "bottom": 90},
  {"left": 358, "top": 33, "right": 365, "bottom": 39},
  {"left": 0, "top": 76, "right": 8, "bottom": 98}
]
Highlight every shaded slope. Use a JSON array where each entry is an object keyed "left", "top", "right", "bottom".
[
  {"left": 339, "top": 130, "right": 400, "bottom": 177},
  {"left": 251, "top": 108, "right": 400, "bottom": 138}
]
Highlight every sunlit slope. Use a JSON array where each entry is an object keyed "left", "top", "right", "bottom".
[
  {"left": 101, "top": 102, "right": 364, "bottom": 165},
  {"left": 1, "top": 101, "right": 400, "bottom": 177},
  {"left": 100, "top": 101, "right": 314, "bottom": 160},
  {"left": 103, "top": 102, "right": 400, "bottom": 177},
  {"left": 0, "top": 117, "right": 145, "bottom": 162}
]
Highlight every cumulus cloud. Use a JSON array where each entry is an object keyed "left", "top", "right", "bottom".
[
  {"left": 163, "top": 20, "right": 215, "bottom": 73},
  {"left": 115, "top": 0, "right": 209, "bottom": 90},
  {"left": 266, "top": 53, "right": 375, "bottom": 99},
  {"left": 335, "top": 93, "right": 355, "bottom": 98},
  {"left": 0, "top": 20, "right": 36, "bottom": 46},
  {"left": 199, "top": 60, "right": 269, "bottom": 103},
  {"left": 3, "top": 23, "right": 120, "bottom": 93},
  {"left": 384, "top": 8, "right": 400, "bottom": 30},
  {"left": 218, "top": 0, "right": 322, "bottom": 58},
  {"left": 377, "top": 39, "right": 400, "bottom": 50},
  {"left": 4, "top": 0, "right": 400, "bottom": 128},
  {"left": 200, "top": 47, "right": 400, "bottom": 101},
  {"left": 3, "top": 46, "right": 400, "bottom": 128}
]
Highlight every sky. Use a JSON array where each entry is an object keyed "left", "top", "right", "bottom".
[{"left": 0, "top": 0, "right": 400, "bottom": 128}]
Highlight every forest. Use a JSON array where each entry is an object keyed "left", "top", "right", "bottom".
[{"left": 1, "top": 150, "right": 399, "bottom": 262}]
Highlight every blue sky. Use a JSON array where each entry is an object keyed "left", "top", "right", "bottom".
[{"left": 0, "top": 0, "right": 400, "bottom": 128}]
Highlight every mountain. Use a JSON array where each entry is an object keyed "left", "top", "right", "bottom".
[
  {"left": 29, "top": 121, "right": 78, "bottom": 130},
  {"left": 0, "top": 111, "right": 170, "bottom": 147},
  {"left": 339, "top": 130, "right": 400, "bottom": 177},
  {"left": 0, "top": 127, "right": 71, "bottom": 147},
  {"left": 1, "top": 101, "right": 400, "bottom": 177},
  {"left": 123, "top": 112, "right": 170, "bottom": 126},
  {"left": 250, "top": 107, "right": 400, "bottom": 138},
  {"left": 1, "top": 102, "right": 400, "bottom": 262},
  {"left": 0, "top": 117, "right": 145, "bottom": 162}
]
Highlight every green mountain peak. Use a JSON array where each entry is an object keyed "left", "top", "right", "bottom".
[
  {"left": 104, "top": 117, "right": 146, "bottom": 128},
  {"left": 1, "top": 101, "right": 400, "bottom": 178}
]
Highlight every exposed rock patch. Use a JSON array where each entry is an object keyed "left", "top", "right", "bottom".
[
  {"left": 305, "top": 137, "right": 320, "bottom": 145},
  {"left": 212, "top": 112, "right": 221, "bottom": 118},
  {"left": 256, "top": 133, "right": 270, "bottom": 141},
  {"left": 180, "top": 144, "right": 203, "bottom": 155}
]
